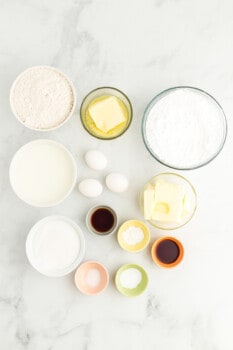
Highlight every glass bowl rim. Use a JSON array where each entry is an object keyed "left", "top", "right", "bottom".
[
  {"left": 80, "top": 86, "right": 133, "bottom": 140},
  {"left": 140, "top": 172, "right": 197, "bottom": 230},
  {"left": 141, "top": 86, "right": 228, "bottom": 170}
]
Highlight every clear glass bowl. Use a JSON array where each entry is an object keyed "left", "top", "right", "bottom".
[
  {"left": 140, "top": 173, "right": 197, "bottom": 230},
  {"left": 80, "top": 87, "right": 133, "bottom": 140},
  {"left": 142, "top": 86, "right": 227, "bottom": 170}
]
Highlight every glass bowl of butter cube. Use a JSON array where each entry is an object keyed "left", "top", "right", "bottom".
[
  {"left": 80, "top": 87, "right": 133, "bottom": 139},
  {"left": 140, "top": 173, "right": 197, "bottom": 230}
]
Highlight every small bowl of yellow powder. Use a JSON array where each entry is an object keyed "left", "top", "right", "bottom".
[{"left": 80, "top": 87, "right": 133, "bottom": 139}]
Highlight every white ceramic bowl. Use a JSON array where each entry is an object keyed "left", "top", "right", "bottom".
[
  {"left": 10, "top": 65, "right": 76, "bottom": 131},
  {"left": 9, "top": 139, "right": 77, "bottom": 207},
  {"left": 26, "top": 216, "right": 85, "bottom": 277}
]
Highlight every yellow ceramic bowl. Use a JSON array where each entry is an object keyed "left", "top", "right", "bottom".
[{"left": 117, "top": 220, "right": 150, "bottom": 253}]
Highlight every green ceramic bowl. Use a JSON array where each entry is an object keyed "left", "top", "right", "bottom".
[{"left": 115, "top": 263, "right": 148, "bottom": 297}]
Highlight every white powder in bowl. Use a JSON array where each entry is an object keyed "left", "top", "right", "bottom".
[
  {"left": 122, "top": 226, "right": 144, "bottom": 245},
  {"left": 26, "top": 216, "right": 85, "bottom": 277},
  {"left": 144, "top": 88, "right": 226, "bottom": 169},
  {"left": 10, "top": 66, "right": 75, "bottom": 130},
  {"left": 85, "top": 268, "right": 101, "bottom": 288},
  {"left": 120, "top": 268, "right": 142, "bottom": 289}
]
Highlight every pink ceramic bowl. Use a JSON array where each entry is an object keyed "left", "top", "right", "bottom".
[{"left": 74, "top": 261, "right": 109, "bottom": 295}]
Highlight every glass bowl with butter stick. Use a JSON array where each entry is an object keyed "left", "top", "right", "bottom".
[
  {"left": 80, "top": 87, "right": 133, "bottom": 139},
  {"left": 140, "top": 173, "right": 197, "bottom": 230}
]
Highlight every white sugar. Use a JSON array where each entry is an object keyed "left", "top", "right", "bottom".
[
  {"left": 32, "top": 219, "right": 80, "bottom": 272},
  {"left": 145, "top": 88, "right": 225, "bottom": 168}
]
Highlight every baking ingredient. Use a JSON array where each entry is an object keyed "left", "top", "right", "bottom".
[
  {"left": 143, "top": 180, "right": 185, "bottom": 222},
  {"left": 10, "top": 140, "right": 77, "bottom": 207},
  {"left": 143, "top": 184, "right": 155, "bottom": 220},
  {"left": 85, "top": 150, "right": 107, "bottom": 170},
  {"left": 85, "top": 268, "right": 101, "bottom": 287},
  {"left": 106, "top": 173, "right": 128, "bottom": 193},
  {"left": 79, "top": 179, "right": 103, "bottom": 198},
  {"left": 152, "top": 180, "right": 185, "bottom": 222},
  {"left": 122, "top": 226, "right": 144, "bottom": 245},
  {"left": 120, "top": 268, "right": 142, "bottom": 289},
  {"left": 90, "top": 207, "right": 116, "bottom": 234},
  {"left": 26, "top": 217, "right": 85, "bottom": 276},
  {"left": 81, "top": 89, "right": 131, "bottom": 139},
  {"left": 144, "top": 88, "right": 226, "bottom": 168},
  {"left": 10, "top": 66, "right": 75, "bottom": 130},
  {"left": 88, "top": 95, "right": 126, "bottom": 132},
  {"left": 75, "top": 261, "right": 109, "bottom": 295},
  {"left": 156, "top": 239, "right": 180, "bottom": 264}
]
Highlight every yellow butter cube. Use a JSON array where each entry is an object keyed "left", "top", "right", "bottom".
[
  {"left": 88, "top": 96, "right": 126, "bottom": 133},
  {"left": 143, "top": 183, "right": 155, "bottom": 220},
  {"left": 152, "top": 180, "right": 185, "bottom": 222}
]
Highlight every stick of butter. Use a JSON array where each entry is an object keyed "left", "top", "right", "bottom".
[
  {"left": 88, "top": 96, "right": 126, "bottom": 133},
  {"left": 152, "top": 180, "right": 185, "bottom": 222},
  {"left": 143, "top": 183, "right": 155, "bottom": 220}
]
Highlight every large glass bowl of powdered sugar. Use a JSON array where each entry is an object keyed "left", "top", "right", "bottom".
[{"left": 142, "top": 86, "right": 227, "bottom": 170}]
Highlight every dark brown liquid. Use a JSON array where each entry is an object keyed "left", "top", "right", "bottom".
[
  {"left": 90, "top": 208, "right": 115, "bottom": 233},
  {"left": 156, "top": 239, "right": 180, "bottom": 264}
]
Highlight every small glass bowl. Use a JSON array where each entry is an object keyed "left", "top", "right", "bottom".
[
  {"left": 86, "top": 205, "right": 118, "bottom": 236},
  {"left": 142, "top": 86, "right": 227, "bottom": 170},
  {"left": 140, "top": 173, "right": 197, "bottom": 230},
  {"left": 80, "top": 87, "right": 133, "bottom": 140}
]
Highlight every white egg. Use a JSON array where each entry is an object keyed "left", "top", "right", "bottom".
[
  {"left": 106, "top": 173, "right": 129, "bottom": 193},
  {"left": 85, "top": 150, "right": 107, "bottom": 171},
  {"left": 78, "top": 179, "right": 103, "bottom": 198}
]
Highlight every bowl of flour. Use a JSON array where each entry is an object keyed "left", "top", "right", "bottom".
[
  {"left": 10, "top": 66, "right": 76, "bottom": 131},
  {"left": 142, "top": 87, "right": 227, "bottom": 170}
]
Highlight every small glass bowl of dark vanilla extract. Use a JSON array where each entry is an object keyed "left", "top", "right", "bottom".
[{"left": 86, "top": 205, "right": 118, "bottom": 236}]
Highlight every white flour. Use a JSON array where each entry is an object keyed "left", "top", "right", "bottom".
[
  {"left": 122, "top": 226, "right": 144, "bottom": 245},
  {"left": 11, "top": 66, "right": 74, "bottom": 130},
  {"left": 145, "top": 88, "right": 226, "bottom": 169}
]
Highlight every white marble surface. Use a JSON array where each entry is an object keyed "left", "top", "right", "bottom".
[{"left": 0, "top": 0, "right": 233, "bottom": 349}]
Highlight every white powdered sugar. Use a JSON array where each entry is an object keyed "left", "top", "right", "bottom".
[
  {"left": 145, "top": 88, "right": 226, "bottom": 169},
  {"left": 11, "top": 66, "right": 75, "bottom": 130}
]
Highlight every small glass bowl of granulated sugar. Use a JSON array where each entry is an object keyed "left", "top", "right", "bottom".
[
  {"left": 142, "top": 86, "right": 227, "bottom": 170},
  {"left": 10, "top": 66, "right": 76, "bottom": 131}
]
